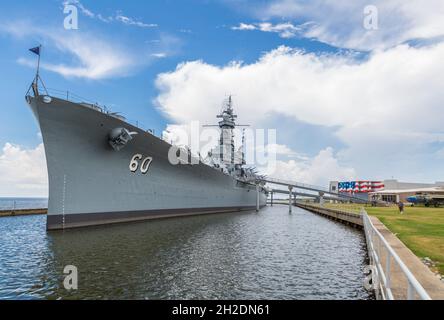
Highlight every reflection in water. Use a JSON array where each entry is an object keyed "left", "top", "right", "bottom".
[{"left": 0, "top": 206, "right": 372, "bottom": 300}]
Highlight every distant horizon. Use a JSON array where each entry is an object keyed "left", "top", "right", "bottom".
[{"left": 0, "top": 196, "right": 48, "bottom": 199}]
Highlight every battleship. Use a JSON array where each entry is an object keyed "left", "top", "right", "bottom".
[{"left": 25, "top": 48, "right": 267, "bottom": 230}]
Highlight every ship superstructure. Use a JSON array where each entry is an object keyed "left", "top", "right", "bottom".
[{"left": 203, "top": 96, "right": 265, "bottom": 184}]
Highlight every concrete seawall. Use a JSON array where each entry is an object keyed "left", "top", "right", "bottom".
[
  {"left": 296, "top": 203, "right": 363, "bottom": 228},
  {"left": 0, "top": 208, "right": 47, "bottom": 217}
]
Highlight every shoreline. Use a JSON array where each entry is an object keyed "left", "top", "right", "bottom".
[{"left": 0, "top": 208, "right": 47, "bottom": 217}]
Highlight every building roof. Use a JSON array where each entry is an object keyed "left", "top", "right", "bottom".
[{"left": 369, "top": 187, "right": 444, "bottom": 195}]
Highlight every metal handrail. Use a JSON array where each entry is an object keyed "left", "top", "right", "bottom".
[
  {"left": 362, "top": 210, "right": 431, "bottom": 300},
  {"left": 30, "top": 86, "right": 159, "bottom": 134}
]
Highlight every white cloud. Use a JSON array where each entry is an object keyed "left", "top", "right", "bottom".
[
  {"left": 0, "top": 143, "right": 48, "bottom": 197},
  {"left": 151, "top": 53, "right": 167, "bottom": 58},
  {"left": 266, "top": 143, "right": 295, "bottom": 156},
  {"left": 232, "top": 22, "right": 304, "bottom": 38},
  {"left": 256, "top": 143, "right": 302, "bottom": 158},
  {"left": 154, "top": 43, "right": 444, "bottom": 181},
  {"left": 242, "top": 0, "right": 444, "bottom": 50},
  {"left": 63, "top": 1, "right": 158, "bottom": 28},
  {"left": 232, "top": 23, "right": 256, "bottom": 31},
  {"left": 263, "top": 147, "right": 356, "bottom": 186},
  {"left": 435, "top": 148, "right": 444, "bottom": 160},
  {"left": 115, "top": 14, "right": 158, "bottom": 28},
  {"left": 54, "top": 38, "right": 132, "bottom": 79},
  {"left": 20, "top": 31, "right": 134, "bottom": 79},
  {"left": 70, "top": 0, "right": 94, "bottom": 18},
  {"left": 1, "top": 21, "right": 163, "bottom": 80}
]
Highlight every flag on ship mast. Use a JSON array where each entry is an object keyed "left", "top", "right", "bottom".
[
  {"left": 29, "top": 45, "right": 42, "bottom": 76},
  {"left": 29, "top": 46, "right": 41, "bottom": 56},
  {"left": 28, "top": 45, "right": 45, "bottom": 96}
]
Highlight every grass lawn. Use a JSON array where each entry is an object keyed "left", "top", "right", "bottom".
[{"left": 364, "top": 206, "right": 444, "bottom": 274}]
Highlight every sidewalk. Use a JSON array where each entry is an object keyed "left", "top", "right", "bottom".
[{"left": 371, "top": 216, "right": 444, "bottom": 300}]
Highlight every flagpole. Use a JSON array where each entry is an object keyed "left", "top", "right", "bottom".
[{"left": 35, "top": 45, "right": 41, "bottom": 85}]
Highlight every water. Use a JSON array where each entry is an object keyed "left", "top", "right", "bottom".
[
  {"left": 0, "top": 197, "right": 48, "bottom": 210},
  {"left": 0, "top": 206, "right": 372, "bottom": 300}
]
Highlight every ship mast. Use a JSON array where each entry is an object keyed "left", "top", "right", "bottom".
[
  {"left": 202, "top": 96, "right": 249, "bottom": 175},
  {"left": 27, "top": 45, "right": 48, "bottom": 97},
  {"left": 216, "top": 95, "right": 237, "bottom": 165}
]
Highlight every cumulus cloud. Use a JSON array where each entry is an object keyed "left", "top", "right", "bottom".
[
  {"left": 263, "top": 147, "right": 356, "bottom": 186},
  {"left": 256, "top": 143, "right": 303, "bottom": 158},
  {"left": 0, "top": 143, "right": 48, "bottom": 197},
  {"left": 154, "top": 43, "right": 444, "bottom": 181},
  {"left": 239, "top": 0, "right": 444, "bottom": 50}
]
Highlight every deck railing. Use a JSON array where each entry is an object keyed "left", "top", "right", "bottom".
[
  {"left": 28, "top": 86, "right": 155, "bottom": 134},
  {"left": 362, "top": 209, "right": 431, "bottom": 300}
]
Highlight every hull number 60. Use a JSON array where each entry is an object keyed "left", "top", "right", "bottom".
[{"left": 129, "top": 154, "right": 153, "bottom": 174}]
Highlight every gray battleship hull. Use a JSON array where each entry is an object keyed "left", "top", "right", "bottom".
[{"left": 27, "top": 95, "right": 267, "bottom": 230}]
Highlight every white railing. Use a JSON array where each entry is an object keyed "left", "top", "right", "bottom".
[
  {"left": 30, "top": 86, "right": 158, "bottom": 134},
  {"left": 362, "top": 210, "right": 431, "bottom": 300}
]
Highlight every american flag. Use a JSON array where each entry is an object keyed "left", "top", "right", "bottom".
[{"left": 338, "top": 181, "right": 384, "bottom": 193}]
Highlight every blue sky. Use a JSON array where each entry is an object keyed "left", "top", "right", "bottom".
[
  {"left": 1, "top": 0, "right": 444, "bottom": 196},
  {"left": 0, "top": 0, "right": 339, "bottom": 148}
]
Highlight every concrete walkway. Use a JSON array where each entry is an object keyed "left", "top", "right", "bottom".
[{"left": 370, "top": 216, "right": 444, "bottom": 300}]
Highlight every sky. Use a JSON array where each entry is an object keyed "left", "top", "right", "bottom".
[{"left": 0, "top": 0, "right": 444, "bottom": 197}]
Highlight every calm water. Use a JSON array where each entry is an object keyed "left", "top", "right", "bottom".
[
  {"left": 0, "top": 206, "right": 372, "bottom": 300},
  {"left": 0, "top": 197, "right": 48, "bottom": 210}
]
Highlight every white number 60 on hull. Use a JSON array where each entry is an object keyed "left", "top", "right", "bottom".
[{"left": 129, "top": 154, "right": 153, "bottom": 174}]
